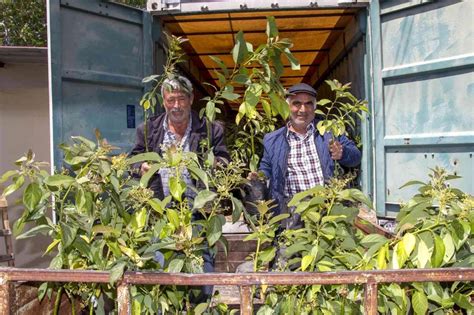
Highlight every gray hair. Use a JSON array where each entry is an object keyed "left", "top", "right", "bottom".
[{"left": 161, "top": 75, "right": 193, "bottom": 97}]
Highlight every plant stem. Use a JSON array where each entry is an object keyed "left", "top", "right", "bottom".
[
  {"left": 254, "top": 237, "right": 261, "bottom": 272},
  {"left": 53, "top": 286, "right": 63, "bottom": 315}
]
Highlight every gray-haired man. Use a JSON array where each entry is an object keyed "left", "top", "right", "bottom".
[{"left": 130, "top": 75, "right": 230, "bottom": 302}]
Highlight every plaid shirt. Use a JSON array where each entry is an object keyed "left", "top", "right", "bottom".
[
  {"left": 159, "top": 115, "right": 196, "bottom": 200},
  {"left": 284, "top": 122, "right": 324, "bottom": 198}
]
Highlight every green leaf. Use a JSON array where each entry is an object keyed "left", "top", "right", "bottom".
[
  {"left": 0, "top": 170, "right": 17, "bottom": 184},
  {"left": 377, "top": 244, "right": 388, "bottom": 269},
  {"left": 360, "top": 234, "right": 389, "bottom": 248},
  {"left": 207, "top": 215, "right": 222, "bottom": 247},
  {"left": 338, "top": 189, "right": 373, "bottom": 209},
  {"left": 453, "top": 292, "right": 473, "bottom": 310},
  {"left": 431, "top": 234, "right": 445, "bottom": 268},
  {"left": 209, "top": 55, "right": 228, "bottom": 76},
  {"left": 288, "top": 185, "right": 324, "bottom": 207},
  {"left": 193, "top": 190, "right": 217, "bottom": 209},
  {"left": 148, "top": 197, "right": 171, "bottom": 215},
  {"left": 187, "top": 165, "right": 209, "bottom": 190},
  {"left": 268, "top": 213, "right": 290, "bottom": 226},
  {"left": 169, "top": 177, "right": 186, "bottom": 202},
  {"left": 44, "top": 239, "right": 61, "bottom": 254},
  {"left": 259, "top": 247, "right": 276, "bottom": 263},
  {"left": 43, "top": 174, "right": 75, "bottom": 187},
  {"left": 412, "top": 290, "right": 428, "bottom": 315},
  {"left": 283, "top": 48, "right": 300, "bottom": 70},
  {"left": 221, "top": 90, "right": 240, "bottom": 101},
  {"left": 127, "top": 152, "right": 162, "bottom": 165},
  {"left": 194, "top": 302, "right": 209, "bottom": 315},
  {"left": 71, "top": 136, "right": 96, "bottom": 150},
  {"left": 231, "top": 196, "right": 244, "bottom": 223},
  {"left": 399, "top": 180, "right": 426, "bottom": 189},
  {"left": 37, "top": 282, "right": 48, "bottom": 301},
  {"left": 442, "top": 231, "right": 455, "bottom": 263},
  {"left": 266, "top": 16, "right": 279, "bottom": 38},
  {"left": 109, "top": 261, "right": 126, "bottom": 285},
  {"left": 131, "top": 208, "right": 147, "bottom": 231},
  {"left": 60, "top": 222, "right": 77, "bottom": 248},
  {"left": 301, "top": 255, "right": 314, "bottom": 271},
  {"left": 140, "top": 164, "right": 160, "bottom": 187},
  {"left": 166, "top": 209, "right": 180, "bottom": 229},
  {"left": 16, "top": 224, "right": 51, "bottom": 239},
  {"left": 392, "top": 241, "right": 408, "bottom": 269},
  {"left": 168, "top": 258, "right": 184, "bottom": 272},
  {"left": 416, "top": 234, "right": 431, "bottom": 268},
  {"left": 2, "top": 175, "right": 25, "bottom": 197},
  {"left": 232, "top": 30, "right": 249, "bottom": 64},
  {"left": 23, "top": 182, "right": 42, "bottom": 211},
  {"left": 402, "top": 232, "right": 416, "bottom": 257}
]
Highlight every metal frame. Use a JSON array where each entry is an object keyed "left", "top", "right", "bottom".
[
  {"left": 0, "top": 267, "right": 472, "bottom": 314},
  {"left": 147, "top": 0, "right": 371, "bottom": 13}
]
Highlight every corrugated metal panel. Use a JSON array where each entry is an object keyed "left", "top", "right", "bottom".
[
  {"left": 369, "top": 0, "right": 474, "bottom": 216},
  {"left": 50, "top": 0, "right": 153, "bottom": 166}
]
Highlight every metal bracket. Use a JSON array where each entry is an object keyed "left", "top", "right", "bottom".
[{"left": 147, "top": 0, "right": 181, "bottom": 11}]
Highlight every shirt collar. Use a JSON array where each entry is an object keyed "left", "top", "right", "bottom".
[{"left": 286, "top": 121, "right": 315, "bottom": 139}]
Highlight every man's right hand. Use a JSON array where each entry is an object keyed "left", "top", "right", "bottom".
[{"left": 140, "top": 162, "right": 151, "bottom": 176}]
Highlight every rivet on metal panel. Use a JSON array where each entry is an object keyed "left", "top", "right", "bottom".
[
  {"left": 404, "top": 138, "right": 410, "bottom": 145},
  {"left": 387, "top": 189, "right": 390, "bottom": 196},
  {"left": 470, "top": 154, "right": 472, "bottom": 158},
  {"left": 453, "top": 159, "right": 458, "bottom": 166},
  {"left": 432, "top": 154, "right": 435, "bottom": 159},
  {"left": 424, "top": 154, "right": 427, "bottom": 159},
  {"left": 454, "top": 171, "right": 457, "bottom": 176}
]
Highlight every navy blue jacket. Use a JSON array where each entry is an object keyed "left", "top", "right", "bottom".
[{"left": 259, "top": 121, "right": 362, "bottom": 214}]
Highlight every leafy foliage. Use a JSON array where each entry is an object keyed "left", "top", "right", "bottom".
[
  {"left": 2, "top": 132, "right": 246, "bottom": 313},
  {"left": 244, "top": 169, "right": 473, "bottom": 314},
  {"left": 0, "top": 0, "right": 47, "bottom": 46},
  {"left": 203, "top": 16, "right": 299, "bottom": 171}
]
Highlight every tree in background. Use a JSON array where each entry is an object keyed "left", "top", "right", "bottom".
[{"left": 0, "top": 0, "right": 47, "bottom": 46}]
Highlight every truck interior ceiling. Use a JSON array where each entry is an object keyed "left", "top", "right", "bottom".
[{"left": 152, "top": 5, "right": 369, "bottom": 118}]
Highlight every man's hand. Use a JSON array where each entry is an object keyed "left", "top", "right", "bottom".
[
  {"left": 140, "top": 162, "right": 151, "bottom": 176},
  {"left": 247, "top": 171, "right": 259, "bottom": 181},
  {"left": 329, "top": 141, "right": 343, "bottom": 160}
]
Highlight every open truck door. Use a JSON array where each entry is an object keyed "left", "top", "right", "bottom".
[
  {"left": 49, "top": 0, "right": 155, "bottom": 167},
  {"left": 369, "top": 0, "right": 474, "bottom": 216}
]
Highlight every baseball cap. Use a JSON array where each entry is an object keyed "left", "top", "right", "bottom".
[{"left": 286, "top": 83, "right": 317, "bottom": 97}]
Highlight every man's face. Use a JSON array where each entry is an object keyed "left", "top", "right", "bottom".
[
  {"left": 288, "top": 92, "right": 316, "bottom": 131},
  {"left": 163, "top": 90, "right": 193, "bottom": 125}
]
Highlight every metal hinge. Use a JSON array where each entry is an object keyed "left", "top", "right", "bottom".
[{"left": 147, "top": 0, "right": 181, "bottom": 12}]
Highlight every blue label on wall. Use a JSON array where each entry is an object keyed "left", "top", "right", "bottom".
[{"left": 127, "top": 105, "right": 135, "bottom": 128}]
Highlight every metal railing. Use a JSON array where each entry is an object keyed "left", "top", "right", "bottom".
[{"left": 0, "top": 267, "right": 473, "bottom": 314}]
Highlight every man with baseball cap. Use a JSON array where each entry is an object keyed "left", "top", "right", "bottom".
[{"left": 259, "top": 82, "right": 361, "bottom": 229}]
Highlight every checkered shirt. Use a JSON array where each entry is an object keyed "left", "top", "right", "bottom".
[
  {"left": 159, "top": 115, "right": 196, "bottom": 200},
  {"left": 284, "top": 122, "right": 324, "bottom": 198}
]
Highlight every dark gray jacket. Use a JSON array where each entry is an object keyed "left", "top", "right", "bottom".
[{"left": 130, "top": 111, "right": 230, "bottom": 199}]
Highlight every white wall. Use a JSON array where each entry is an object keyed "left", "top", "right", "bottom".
[{"left": 0, "top": 62, "right": 52, "bottom": 268}]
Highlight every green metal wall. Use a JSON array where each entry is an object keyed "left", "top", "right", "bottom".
[
  {"left": 50, "top": 0, "right": 153, "bottom": 166},
  {"left": 369, "top": 0, "right": 474, "bottom": 216}
]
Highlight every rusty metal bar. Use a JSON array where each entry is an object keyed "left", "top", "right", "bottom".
[
  {"left": 0, "top": 273, "right": 11, "bottom": 314},
  {"left": 117, "top": 283, "right": 130, "bottom": 315},
  {"left": 0, "top": 197, "right": 14, "bottom": 267},
  {"left": 1, "top": 267, "right": 473, "bottom": 285},
  {"left": 364, "top": 279, "right": 378, "bottom": 315},
  {"left": 240, "top": 285, "right": 253, "bottom": 315}
]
